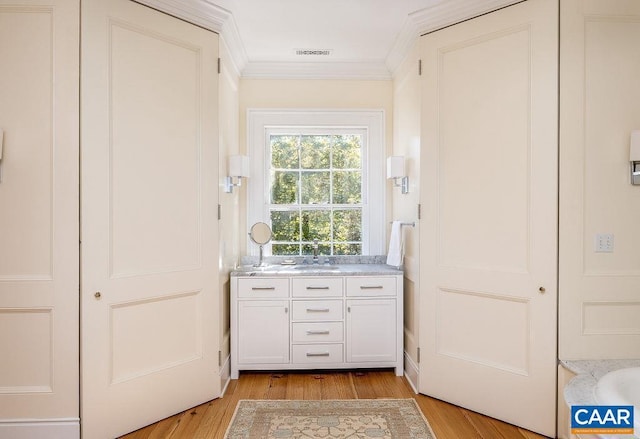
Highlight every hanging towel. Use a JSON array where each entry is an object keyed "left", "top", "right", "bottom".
[{"left": 386, "top": 221, "right": 403, "bottom": 267}]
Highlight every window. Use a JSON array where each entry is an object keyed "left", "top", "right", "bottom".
[
  {"left": 268, "top": 130, "right": 365, "bottom": 255},
  {"left": 247, "top": 110, "right": 385, "bottom": 256}
]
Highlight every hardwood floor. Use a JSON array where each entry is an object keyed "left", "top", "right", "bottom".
[{"left": 119, "top": 369, "right": 550, "bottom": 439}]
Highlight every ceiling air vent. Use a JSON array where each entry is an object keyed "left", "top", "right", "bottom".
[{"left": 294, "top": 49, "right": 332, "bottom": 56}]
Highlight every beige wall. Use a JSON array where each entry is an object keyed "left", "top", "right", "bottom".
[
  {"left": 390, "top": 44, "right": 421, "bottom": 377},
  {"left": 238, "top": 78, "right": 394, "bottom": 252},
  {"left": 559, "top": 0, "right": 640, "bottom": 359},
  {"left": 218, "top": 38, "right": 241, "bottom": 378}
]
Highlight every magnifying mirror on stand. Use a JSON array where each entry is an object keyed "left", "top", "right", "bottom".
[{"left": 248, "top": 222, "right": 272, "bottom": 267}]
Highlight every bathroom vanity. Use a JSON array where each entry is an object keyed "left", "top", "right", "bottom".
[{"left": 230, "top": 263, "right": 403, "bottom": 379}]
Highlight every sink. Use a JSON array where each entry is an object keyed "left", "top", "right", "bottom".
[
  {"left": 294, "top": 265, "right": 340, "bottom": 271},
  {"left": 595, "top": 367, "right": 640, "bottom": 435}
]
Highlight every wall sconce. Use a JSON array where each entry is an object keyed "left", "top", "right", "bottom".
[
  {"left": 387, "top": 156, "right": 409, "bottom": 194},
  {"left": 631, "top": 130, "right": 640, "bottom": 185},
  {"left": 225, "top": 155, "right": 250, "bottom": 193}
]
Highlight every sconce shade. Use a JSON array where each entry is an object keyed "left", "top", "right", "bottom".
[
  {"left": 387, "top": 156, "right": 405, "bottom": 179},
  {"left": 229, "top": 155, "right": 250, "bottom": 178}
]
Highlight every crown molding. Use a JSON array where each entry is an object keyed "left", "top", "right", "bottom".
[
  {"left": 135, "top": 0, "right": 228, "bottom": 31},
  {"left": 385, "top": 16, "right": 420, "bottom": 77},
  {"left": 241, "top": 61, "right": 392, "bottom": 81},
  {"left": 137, "top": 0, "right": 524, "bottom": 81},
  {"left": 386, "top": 0, "right": 523, "bottom": 77},
  {"left": 134, "top": 0, "right": 247, "bottom": 75},
  {"left": 220, "top": 14, "right": 248, "bottom": 76},
  {"left": 410, "top": 0, "right": 523, "bottom": 35}
]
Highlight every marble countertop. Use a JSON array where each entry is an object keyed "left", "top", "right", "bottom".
[
  {"left": 231, "top": 263, "right": 403, "bottom": 277},
  {"left": 561, "top": 359, "right": 640, "bottom": 406},
  {"left": 231, "top": 255, "right": 403, "bottom": 277}
]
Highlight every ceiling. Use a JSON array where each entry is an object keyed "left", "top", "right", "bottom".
[
  {"left": 212, "top": 0, "right": 440, "bottom": 78},
  {"left": 141, "top": 0, "right": 522, "bottom": 79}
]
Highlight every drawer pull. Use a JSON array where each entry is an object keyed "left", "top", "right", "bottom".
[
  {"left": 251, "top": 286, "right": 276, "bottom": 291},
  {"left": 306, "top": 286, "right": 330, "bottom": 290},
  {"left": 306, "top": 330, "right": 330, "bottom": 335},
  {"left": 306, "top": 352, "right": 330, "bottom": 357},
  {"left": 360, "top": 285, "right": 384, "bottom": 289},
  {"left": 306, "top": 308, "right": 330, "bottom": 312}
]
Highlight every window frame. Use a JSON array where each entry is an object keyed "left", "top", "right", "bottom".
[{"left": 247, "top": 109, "right": 386, "bottom": 256}]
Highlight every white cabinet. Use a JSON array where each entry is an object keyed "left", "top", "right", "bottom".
[
  {"left": 237, "top": 300, "right": 289, "bottom": 365},
  {"left": 231, "top": 272, "right": 403, "bottom": 379},
  {"left": 346, "top": 299, "right": 397, "bottom": 363},
  {"left": 345, "top": 276, "right": 400, "bottom": 364}
]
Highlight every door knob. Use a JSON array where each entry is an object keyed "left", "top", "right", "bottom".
[
  {"left": 94, "top": 292, "right": 102, "bottom": 299},
  {"left": 538, "top": 287, "right": 546, "bottom": 294}
]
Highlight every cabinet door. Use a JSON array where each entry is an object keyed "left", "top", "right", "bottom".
[
  {"left": 346, "top": 299, "right": 396, "bottom": 363},
  {"left": 238, "top": 300, "right": 289, "bottom": 364}
]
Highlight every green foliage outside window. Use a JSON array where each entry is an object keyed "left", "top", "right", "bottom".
[{"left": 269, "top": 133, "right": 363, "bottom": 256}]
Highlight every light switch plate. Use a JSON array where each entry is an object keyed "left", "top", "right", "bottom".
[{"left": 595, "top": 233, "right": 614, "bottom": 253}]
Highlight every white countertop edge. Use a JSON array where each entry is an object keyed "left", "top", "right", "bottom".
[
  {"left": 561, "top": 359, "right": 640, "bottom": 406},
  {"left": 231, "top": 263, "right": 403, "bottom": 277}
]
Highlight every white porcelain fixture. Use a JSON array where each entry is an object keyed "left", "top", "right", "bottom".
[{"left": 595, "top": 367, "right": 640, "bottom": 438}]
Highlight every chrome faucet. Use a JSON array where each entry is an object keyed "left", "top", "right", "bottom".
[{"left": 312, "top": 239, "right": 319, "bottom": 264}]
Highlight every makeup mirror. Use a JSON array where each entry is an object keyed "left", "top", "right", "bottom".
[
  {"left": 249, "top": 222, "right": 272, "bottom": 246},
  {"left": 249, "top": 222, "right": 272, "bottom": 266}
]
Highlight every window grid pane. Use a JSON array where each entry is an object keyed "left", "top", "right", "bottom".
[{"left": 269, "top": 132, "right": 363, "bottom": 256}]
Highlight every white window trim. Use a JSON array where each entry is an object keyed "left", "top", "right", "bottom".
[{"left": 247, "top": 109, "right": 386, "bottom": 256}]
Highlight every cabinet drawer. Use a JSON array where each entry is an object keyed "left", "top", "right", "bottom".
[
  {"left": 237, "top": 278, "right": 289, "bottom": 298},
  {"left": 346, "top": 277, "right": 397, "bottom": 297},
  {"left": 292, "top": 277, "right": 343, "bottom": 297},
  {"left": 292, "top": 300, "right": 343, "bottom": 321},
  {"left": 292, "top": 322, "right": 343, "bottom": 343},
  {"left": 292, "top": 344, "right": 343, "bottom": 364}
]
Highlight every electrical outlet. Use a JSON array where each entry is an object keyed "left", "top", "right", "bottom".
[{"left": 595, "top": 233, "right": 614, "bottom": 253}]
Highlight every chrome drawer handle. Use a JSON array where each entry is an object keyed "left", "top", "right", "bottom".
[
  {"left": 360, "top": 285, "right": 383, "bottom": 289},
  {"left": 306, "top": 308, "right": 330, "bottom": 312},
  {"left": 251, "top": 286, "right": 276, "bottom": 290},
  {"left": 306, "top": 286, "right": 330, "bottom": 290},
  {"left": 306, "top": 330, "right": 330, "bottom": 335},
  {"left": 306, "top": 352, "right": 330, "bottom": 357}
]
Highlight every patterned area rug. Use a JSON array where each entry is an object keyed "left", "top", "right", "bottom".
[{"left": 224, "top": 399, "right": 436, "bottom": 439}]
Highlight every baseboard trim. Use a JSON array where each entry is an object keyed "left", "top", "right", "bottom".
[
  {"left": 0, "top": 418, "right": 80, "bottom": 439},
  {"left": 220, "top": 354, "right": 231, "bottom": 396},
  {"left": 404, "top": 351, "right": 419, "bottom": 393}
]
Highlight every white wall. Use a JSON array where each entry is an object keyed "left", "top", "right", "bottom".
[
  {"left": 218, "top": 37, "right": 241, "bottom": 383},
  {"left": 559, "top": 0, "right": 640, "bottom": 360},
  {"left": 391, "top": 43, "right": 421, "bottom": 385},
  {"left": 238, "top": 78, "right": 394, "bottom": 252}
]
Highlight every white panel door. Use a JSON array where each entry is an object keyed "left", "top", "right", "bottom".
[
  {"left": 419, "top": 0, "right": 558, "bottom": 436},
  {"left": 80, "top": 0, "right": 220, "bottom": 437},
  {"left": 0, "top": 0, "right": 79, "bottom": 431}
]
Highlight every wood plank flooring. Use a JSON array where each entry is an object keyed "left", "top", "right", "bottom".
[{"left": 119, "top": 369, "right": 550, "bottom": 439}]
